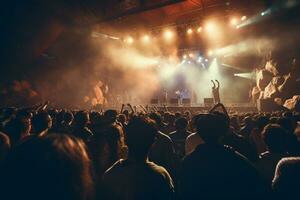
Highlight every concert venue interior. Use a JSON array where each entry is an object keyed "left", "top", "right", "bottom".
[
  {"left": 1, "top": 1, "right": 300, "bottom": 200},
  {"left": 1, "top": 0, "right": 299, "bottom": 110}
]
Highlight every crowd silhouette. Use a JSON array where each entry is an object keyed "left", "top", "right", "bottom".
[{"left": 0, "top": 103, "right": 300, "bottom": 200}]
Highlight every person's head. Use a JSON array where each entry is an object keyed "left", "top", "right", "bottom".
[
  {"left": 175, "top": 117, "right": 188, "bottom": 131},
  {"left": 165, "top": 113, "right": 175, "bottom": 125},
  {"left": 31, "top": 111, "right": 52, "bottom": 135},
  {"left": 149, "top": 112, "right": 162, "bottom": 126},
  {"left": 255, "top": 116, "right": 270, "bottom": 130},
  {"left": 277, "top": 117, "right": 295, "bottom": 134},
  {"left": 89, "top": 111, "right": 100, "bottom": 125},
  {"left": 273, "top": 157, "right": 300, "bottom": 195},
  {"left": 104, "top": 109, "right": 118, "bottom": 124},
  {"left": 243, "top": 116, "right": 254, "bottom": 127},
  {"left": 262, "top": 124, "right": 287, "bottom": 154},
  {"left": 4, "top": 134, "right": 93, "bottom": 200},
  {"left": 125, "top": 116, "right": 157, "bottom": 160},
  {"left": 63, "top": 111, "right": 74, "bottom": 125},
  {"left": 196, "top": 113, "right": 229, "bottom": 143},
  {"left": 6, "top": 118, "right": 31, "bottom": 145},
  {"left": 74, "top": 111, "right": 89, "bottom": 127},
  {"left": 117, "top": 114, "right": 127, "bottom": 125}
]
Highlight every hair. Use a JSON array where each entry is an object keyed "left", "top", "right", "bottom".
[
  {"left": 125, "top": 116, "right": 157, "bottom": 160},
  {"left": 63, "top": 111, "right": 74, "bottom": 124},
  {"left": 74, "top": 111, "right": 89, "bottom": 127},
  {"left": 256, "top": 116, "right": 270, "bottom": 130},
  {"left": 104, "top": 109, "right": 118, "bottom": 124},
  {"left": 5, "top": 118, "right": 31, "bottom": 145},
  {"left": 273, "top": 157, "right": 300, "bottom": 195},
  {"left": 31, "top": 111, "right": 52, "bottom": 134},
  {"left": 3, "top": 134, "right": 93, "bottom": 200},
  {"left": 277, "top": 117, "right": 295, "bottom": 134},
  {"left": 149, "top": 112, "right": 162, "bottom": 125},
  {"left": 175, "top": 117, "right": 188, "bottom": 130},
  {"left": 196, "top": 113, "right": 229, "bottom": 143},
  {"left": 262, "top": 124, "right": 287, "bottom": 154}
]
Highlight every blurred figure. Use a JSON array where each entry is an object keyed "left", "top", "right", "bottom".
[
  {"left": 31, "top": 111, "right": 52, "bottom": 136},
  {"left": 148, "top": 112, "right": 176, "bottom": 178},
  {"left": 180, "top": 113, "right": 265, "bottom": 198},
  {"left": 255, "top": 124, "right": 288, "bottom": 184},
  {"left": 99, "top": 116, "right": 174, "bottom": 200},
  {"left": 72, "top": 111, "right": 93, "bottom": 141},
  {"left": 185, "top": 114, "right": 205, "bottom": 155},
  {"left": 4, "top": 118, "right": 31, "bottom": 146},
  {"left": 169, "top": 117, "right": 191, "bottom": 160},
  {"left": 211, "top": 80, "right": 220, "bottom": 103},
  {"left": 272, "top": 157, "right": 300, "bottom": 197},
  {"left": 3, "top": 134, "right": 94, "bottom": 200}
]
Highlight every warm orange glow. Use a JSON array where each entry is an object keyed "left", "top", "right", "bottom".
[
  {"left": 187, "top": 28, "right": 193, "bottom": 34},
  {"left": 197, "top": 27, "right": 202, "bottom": 33}
]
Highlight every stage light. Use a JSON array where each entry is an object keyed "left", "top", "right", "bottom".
[
  {"left": 142, "top": 35, "right": 150, "bottom": 43},
  {"left": 241, "top": 16, "right": 247, "bottom": 21},
  {"left": 205, "top": 59, "right": 209, "bottom": 62},
  {"left": 205, "top": 22, "right": 215, "bottom": 32},
  {"left": 230, "top": 18, "right": 238, "bottom": 26},
  {"left": 234, "top": 72, "right": 255, "bottom": 79},
  {"left": 261, "top": 12, "right": 265, "bottom": 16},
  {"left": 189, "top": 53, "right": 194, "bottom": 58},
  {"left": 197, "top": 27, "right": 202, "bottom": 33},
  {"left": 187, "top": 28, "right": 193, "bottom": 35},
  {"left": 183, "top": 54, "right": 187, "bottom": 59},
  {"left": 163, "top": 30, "right": 174, "bottom": 41},
  {"left": 125, "top": 36, "right": 134, "bottom": 44},
  {"left": 208, "top": 50, "right": 214, "bottom": 56},
  {"left": 197, "top": 57, "right": 203, "bottom": 62}
]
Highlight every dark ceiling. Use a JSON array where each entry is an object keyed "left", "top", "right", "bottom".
[{"left": 0, "top": 0, "right": 296, "bottom": 82}]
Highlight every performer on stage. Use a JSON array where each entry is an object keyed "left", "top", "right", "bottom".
[
  {"left": 163, "top": 89, "right": 168, "bottom": 105},
  {"left": 211, "top": 80, "right": 220, "bottom": 103},
  {"left": 175, "top": 90, "right": 183, "bottom": 106}
]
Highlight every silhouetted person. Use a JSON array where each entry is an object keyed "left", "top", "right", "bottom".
[
  {"left": 72, "top": 111, "right": 93, "bottom": 141},
  {"left": 148, "top": 112, "right": 176, "bottom": 178},
  {"left": 255, "top": 124, "right": 288, "bottom": 184},
  {"left": 169, "top": 117, "right": 191, "bottom": 160},
  {"left": 272, "top": 157, "right": 300, "bottom": 197},
  {"left": 4, "top": 118, "right": 31, "bottom": 145},
  {"left": 2, "top": 134, "right": 94, "bottom": 200},
  {"left": 31, "top": 111, "right": 52, "bottom": 136},
  {"left": 211, "top": 80, "right": 220, "bottom": 103},
  {"left": 180, "top": 113, "right": 265, "bottom": 199},
  {"left": 99, "top": 116, "right": 174, "bottom": 200}
]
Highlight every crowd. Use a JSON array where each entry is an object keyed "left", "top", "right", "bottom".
[{"left": 0, "top": 103, "right": 300, "bottom": 200}]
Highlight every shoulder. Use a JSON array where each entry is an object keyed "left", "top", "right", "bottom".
[
  {"left": 103, "top": 159, "right": 126, "bottom": 177},
  {"left": 186, "top": 132, "right": 200, "bottom": 142},
  {"left": 146, "top": 161, "right": 174, "bottom": 186},
  {"left": 157, "top": 131, "right": 172, "bottom": 142}
]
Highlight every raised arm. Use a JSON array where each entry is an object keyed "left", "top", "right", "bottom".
[
  {"left": 139, "top": 105, "right": 148, "bottom": 114},
  {"left": 120, "top": 103, "right": 125, "bottom": 113},
  {"left": 215, "top": 80, "right": 220, "bottom": 89},
  {"left": 211, "top": 80, "right": 216, "bottom": 89},
  {"left": 127, "top": 103, "right": 135, "bottom": 115},
  {"left": 209, "top": 103, "right": 229, "bottom": 119}
]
